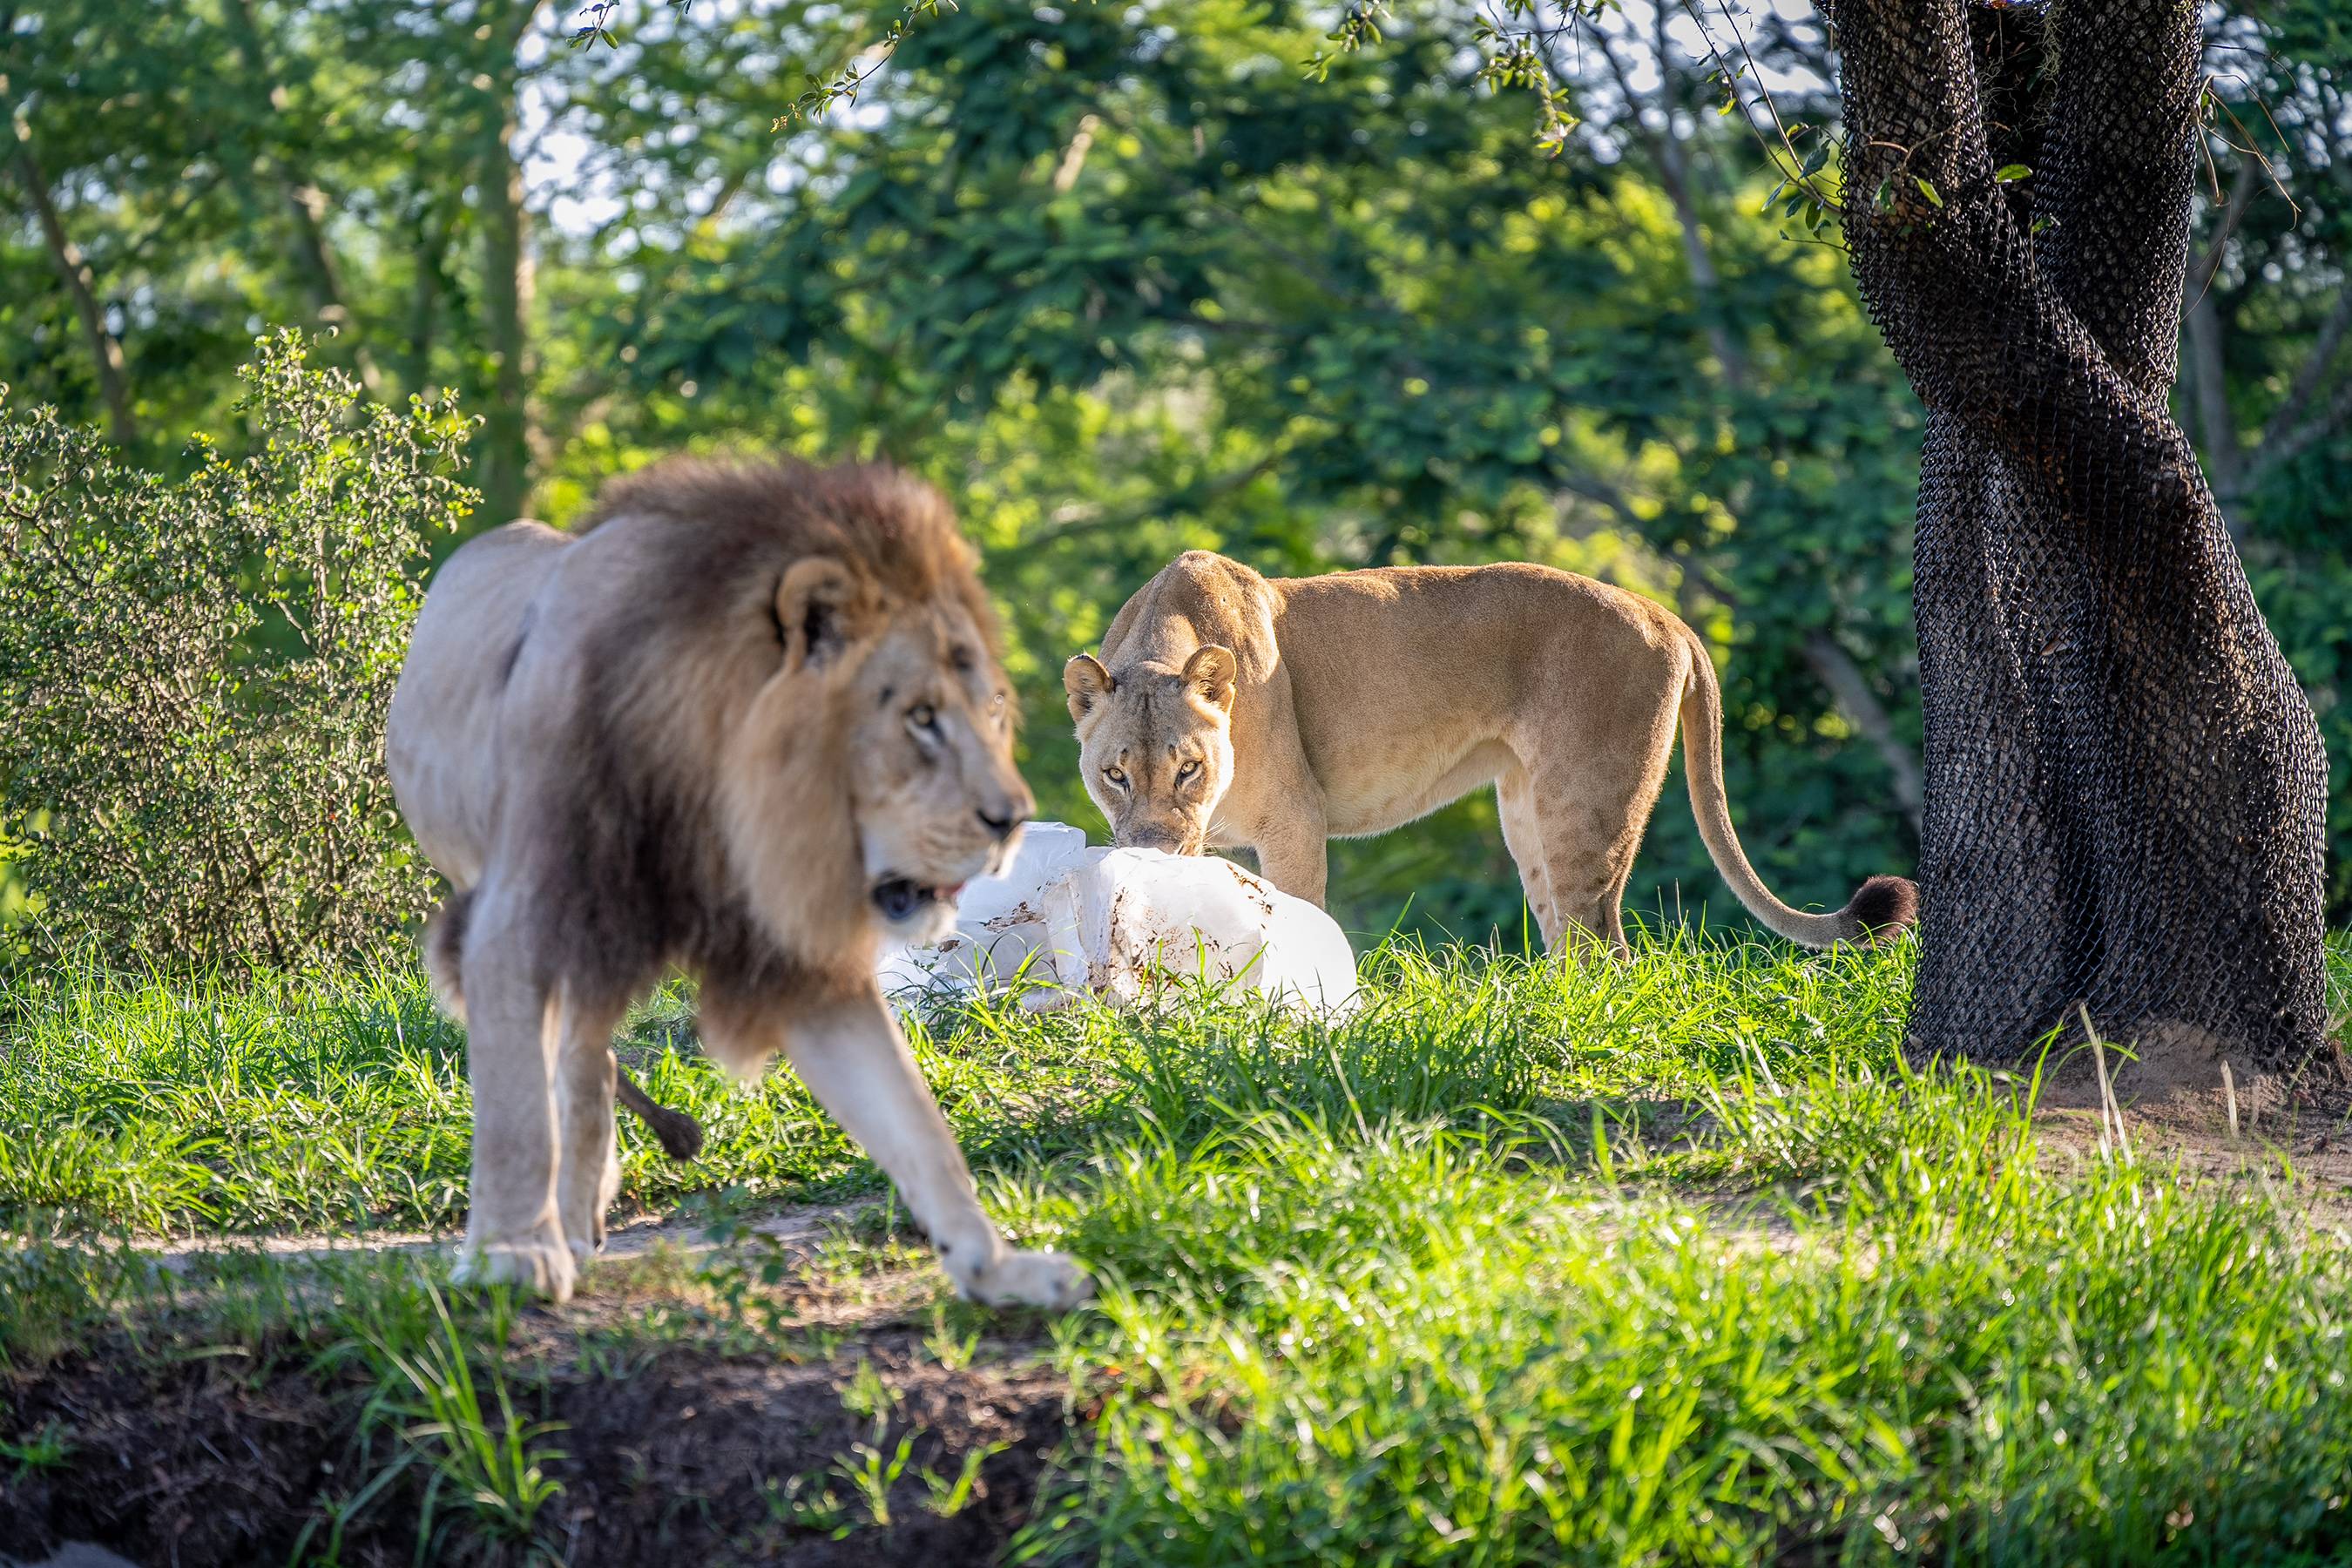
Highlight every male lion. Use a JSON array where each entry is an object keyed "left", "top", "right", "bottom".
[
  {"left": 1065, "top": 551, "right": 1916, "bottom": 955},
  {"left": 387, "top": 456, "right": 1090, "bottom": 1308}
]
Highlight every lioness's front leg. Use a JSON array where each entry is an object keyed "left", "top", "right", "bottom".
[
  {"left": 1250, "top": 810, "right": 1329, "bottom": 909},
  {"left": 781, "top": 986, "right": 1092, "bottom": 1309}
]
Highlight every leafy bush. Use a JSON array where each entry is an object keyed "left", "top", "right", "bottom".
[{"left": 0, "top": 333, "right": 471, "bottom": 967}]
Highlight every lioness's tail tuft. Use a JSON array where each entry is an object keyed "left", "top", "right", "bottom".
[{"left": 1842, "top": 874, "right": 1919, "bottom": 943}]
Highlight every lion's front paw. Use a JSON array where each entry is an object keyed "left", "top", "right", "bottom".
[
  {"left": 452, "top": 1237, "right": 579, "bottom": 1303},
  {"left": 959, "top": 1248, "right": 1094, "bottom": 1310}
]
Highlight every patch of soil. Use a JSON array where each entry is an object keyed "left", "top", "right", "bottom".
[
  {"left": 2, "top": 1328, "right": 1071, "bottom": 1567},
  {"left": 0, "top": 1352, "right": 367, "bottom": 1565}
]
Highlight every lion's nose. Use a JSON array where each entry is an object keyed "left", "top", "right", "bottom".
[{"left": 977, "top": 805, "right": 1018, "bottom": 841}]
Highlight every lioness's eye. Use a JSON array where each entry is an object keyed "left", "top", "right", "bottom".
[
  {"left": 1176, "top": 760, "right": 1200, "bottom": 781},
  {"left": 1104, "top": 766, "right": 1127, "bottom": 786}
]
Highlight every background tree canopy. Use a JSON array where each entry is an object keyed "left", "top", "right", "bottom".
[{"left": 3, "top": 0, "right": 2344, "bottom": 948}]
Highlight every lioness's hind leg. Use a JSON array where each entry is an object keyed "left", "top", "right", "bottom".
[
  {"left": 1521, "top": 702, "right": 1678, "bottom": 961},
  {"left": 1496, "top": 766, "right": 1561, "bottom": 950}
]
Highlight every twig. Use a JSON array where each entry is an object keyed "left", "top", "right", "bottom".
[{"left": 2078, "top": 1004, "right": 2132, "bottom": 1165}]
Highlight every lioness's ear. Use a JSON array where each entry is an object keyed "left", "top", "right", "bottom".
[
  {"left": 1064, "top": 653, "right": 1114, "bottom": 722},
  {"left": 776, "top": 558, "right": 869, "bottom": 671},
  {"left": 1183, "top": 645, "right": 1237, "bottom": 713}
]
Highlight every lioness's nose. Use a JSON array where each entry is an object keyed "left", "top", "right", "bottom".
[{"left": 977, "top": 805, "right": 1017, "bottom": 841}]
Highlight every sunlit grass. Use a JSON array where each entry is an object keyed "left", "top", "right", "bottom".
[
  {"left": 1005, "top": 1096, "right": 2352, "bottom": 1565},
  {"left": 0, "top": 926, "right": 1916, "bottom": 1235},
  {"left": 6, "top": 933, "right": 2352, "bottom": 1562}
]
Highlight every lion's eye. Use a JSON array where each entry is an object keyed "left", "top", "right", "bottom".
[
  {"left": 908, "top": 703, "right": 940, "bottom": 736},
  {"left": 1104, "top": 766, "right": 1127, "bottom": 787},
  {"left": 1176, "top": 760, "right": 1200, "bottom": 782}
]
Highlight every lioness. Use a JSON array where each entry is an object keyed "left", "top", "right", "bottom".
[
  {"left": 1065, "top": 551, "right": 1916, "bottom": 954},
  {"left": 387, "top": 456, "right": 1090, "bottom": 1308}
]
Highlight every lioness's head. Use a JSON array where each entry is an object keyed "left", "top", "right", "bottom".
[
  {"left": 585, "top": 458, "right": 1033, "bottom": 964},
  {"left": 1062, "top": 645, "right": 1237, "bottom": 855}
]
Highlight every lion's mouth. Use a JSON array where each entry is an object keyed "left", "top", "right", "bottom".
[{"left": 871, "top": 877, "right": 966, "bottom": 924}]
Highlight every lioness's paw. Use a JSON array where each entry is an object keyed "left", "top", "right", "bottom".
[
  {"left": 453, "top": 1238, "right": 578, "bottom": 1303},
  {"left": 961, "top": 1249, "right": 1094, "bottom": 1310}
]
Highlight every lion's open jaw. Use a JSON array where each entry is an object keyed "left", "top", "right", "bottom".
[{"left": 872, "top": 876, "right": 966, "bottom": 925}]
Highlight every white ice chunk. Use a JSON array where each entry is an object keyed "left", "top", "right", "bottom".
[{"left": 875, "top": 821, "right": 1358, "bottom": 1016}]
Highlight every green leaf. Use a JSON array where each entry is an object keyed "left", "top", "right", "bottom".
[
  {"left": 1994, "top": 164, "right": 2031, "bottom": 184},
  {"left": 1914, "top": 176, "right": 1945, "bottom": 209}
]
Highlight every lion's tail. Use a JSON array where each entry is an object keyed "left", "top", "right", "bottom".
[
  {"left": 422, "top": 885, "right": 705, "bottom": 1163},
  {"left": 1676, "top": 632, "right": 1917, "bottom": 949},
  {"left": 422, "top": 889, "right": 472, "bottom": 1022}
]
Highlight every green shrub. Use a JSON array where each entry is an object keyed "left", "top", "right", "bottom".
[{"left": 0, "top": 333, "right": 472, "bottom": 966}]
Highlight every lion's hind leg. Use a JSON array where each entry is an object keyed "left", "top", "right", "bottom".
[
  {"left": 449, "top": 896, "right": 578, "bottom": 1302},
  {"left": 553, "top": 984, "right": 632, "bottom": 1263}
]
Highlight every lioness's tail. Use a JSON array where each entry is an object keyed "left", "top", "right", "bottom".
[{"left": 1677, "top": 633, "right": 1917, "bottom": 949}]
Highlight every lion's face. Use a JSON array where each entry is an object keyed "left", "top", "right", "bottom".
[
  {"left": 1062, "top": 645, "right": 1237, "bottom": 856},
  {"left": 721, "top": 552, "right": 1032, "bottom": 962},
  {"left": 844, "top": 603, "right": 1032, "bottom": 944}
]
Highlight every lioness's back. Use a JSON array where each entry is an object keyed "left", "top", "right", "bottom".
[{"left": 1268, "top": 562, "right": 1688, "bottom": 712}]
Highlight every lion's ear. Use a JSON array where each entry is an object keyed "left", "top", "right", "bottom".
[
  {"left": 1064, "top": 653, "right": 1114, "bottom": 722},
  {"left": 1182, "top": 645, "right": 1237, "bottom": 713},
  {"left": 776, "top": 558, "right": 870, "bottom": 671}
]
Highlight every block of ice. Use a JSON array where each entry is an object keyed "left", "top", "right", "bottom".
[{"left": 875, "top": 821, "right": 1357, "bottom": 1015}]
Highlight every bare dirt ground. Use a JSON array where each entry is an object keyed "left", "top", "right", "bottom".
[
  {"left": 2, "top": 1210, "right": 1073, "bottom": 1568},
  {"left": 3, "top": 1325, "right": 1068, "bottom": 1567}
]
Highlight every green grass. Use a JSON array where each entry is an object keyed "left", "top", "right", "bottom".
[
  {"left": 6, "top": 932, "right": 2352, "bottom": 1564},
  {"left": 0, "top": 929, "right": 1916, "bottom": 1235}
]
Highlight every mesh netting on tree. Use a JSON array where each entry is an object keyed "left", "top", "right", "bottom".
[{"left": 1818, "top": 0, "right": 2331, "bottom": 1076}]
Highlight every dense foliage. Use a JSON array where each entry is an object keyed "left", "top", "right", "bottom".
[
  {"left": 2, "top": 0, "right": 2344, "bottom": 944},
  {"left": 0, "top": 334, "right": 469, "bottom": 964}
]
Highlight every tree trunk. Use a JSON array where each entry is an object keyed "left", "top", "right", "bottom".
[
  {"left": 223, "top": 0, "right": 384, "bottom": 395},
  {"left": 1801, "top": 630, "right": 1924, "bottom": 835},
  {"left": 475, "top": 6, "right": 541, "bottom": 526},
  {"left": 1821, "top": 0, "right": 2330, "bottom": 1073},
  {"left": 405, "top": 199, "right": 452, "bottom": 397},
  {"left": 7, "top": 124, "right": 137, "bottom": 445}
]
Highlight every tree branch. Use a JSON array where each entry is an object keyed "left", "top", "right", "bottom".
[
  {"left": 1800, "top": 630, "right": 1923, "bottom": 835},
  {"left": 2226, "top": 279, "right": 2352, "bottom": 500},
  {"left": 2181, "top": 156, "right": 2260, "bottom": 496},
  {"left": 1029, "top": 452, "right": 1285, "bottom": 549}
]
